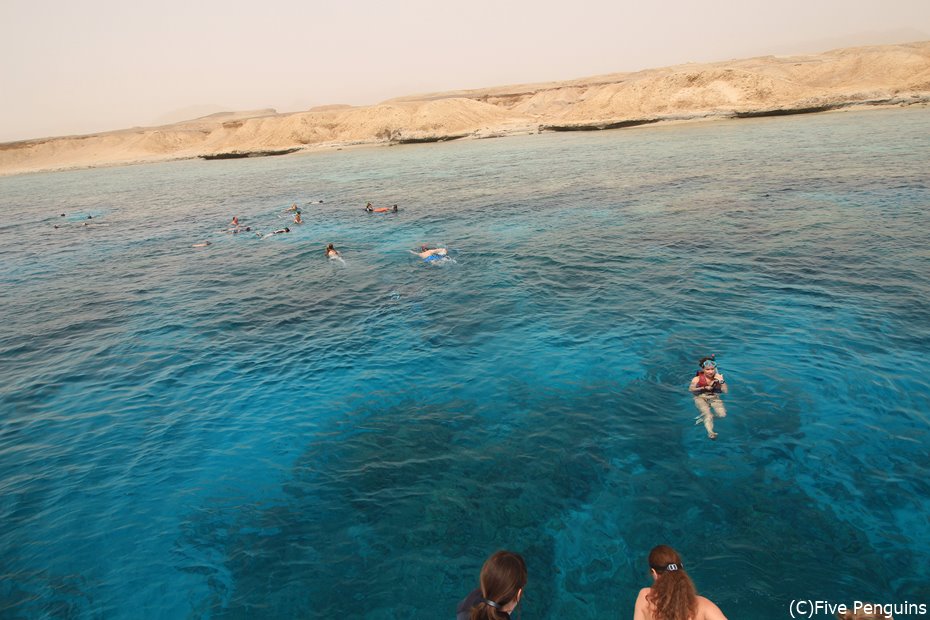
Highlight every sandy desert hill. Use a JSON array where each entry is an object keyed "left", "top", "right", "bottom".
[{"left": 2, "top": 41, "right": 928, "bottom": 176}]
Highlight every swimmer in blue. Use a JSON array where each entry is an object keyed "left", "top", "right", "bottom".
[{"left": 416, "top": 245, "right": 447, "bottom": 260}]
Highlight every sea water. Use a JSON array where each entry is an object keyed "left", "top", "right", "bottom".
[{"left": 1, "top": 107, "right": 929, "bottom": 619}]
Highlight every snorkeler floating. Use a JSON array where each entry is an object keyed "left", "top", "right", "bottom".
[
  {"left": 259, "top": 227, "right": 290, "bottom": 239},
  {"left": 365, "top": 202, "right": 398, "bottom": 213},
  {"left": 689, "top": 355, "right": 728, "bottom": 440}
]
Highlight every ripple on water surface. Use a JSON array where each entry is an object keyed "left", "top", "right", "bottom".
[{"left": 1, "top": 108, "right": 929, "bottom": 618}]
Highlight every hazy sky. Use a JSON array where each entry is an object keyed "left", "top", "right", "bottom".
[{"left": 1, "top": 0, "right": 928, "bottom": 142}]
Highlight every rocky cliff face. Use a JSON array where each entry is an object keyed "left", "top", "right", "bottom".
[{"left": 3, "top": 41, "right": 929, "bottom": 176}]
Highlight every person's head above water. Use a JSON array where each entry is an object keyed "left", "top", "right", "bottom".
[
  {"left": 698, "top": 356, "right": 717, "bottom": 370},
  {"left": 474, "top": 550, "right": 527, "bottom": 620}
]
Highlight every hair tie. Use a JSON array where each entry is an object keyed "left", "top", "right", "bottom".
[
  {"left": 481, "top": 597, "right": 502, "bottom": 610},
  {"left": 666, "top": 563, "right": 679, "bottom": 571}
]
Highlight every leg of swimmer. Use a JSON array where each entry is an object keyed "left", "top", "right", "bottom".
[
  {"left": 694, "top": 397, "right": 716, "bottom": 439},
  {"left": 703, "top": 413, "right": 717, "bottom": 439},
  {"left": 710, "top": 397, "right": 727, "bottom": 418}
]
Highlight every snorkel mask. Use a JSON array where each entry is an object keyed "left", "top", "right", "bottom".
[{"left": 699, "top": 354, "right": 717, "bottom": 370}]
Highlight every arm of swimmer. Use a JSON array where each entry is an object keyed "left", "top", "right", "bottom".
[
  {"left": 689, "top": 377, "right": 703, "bottom": 393},
  {"left": 716, "top": 374, "right": 728, "bottom": 394}
]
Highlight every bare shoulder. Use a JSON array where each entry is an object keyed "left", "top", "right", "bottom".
[
  {"left": 633, "top": 588, "right": 652, "bottom": 620},
  {"left": 696, "top": 595, "right": 727, "bottom": 620}
]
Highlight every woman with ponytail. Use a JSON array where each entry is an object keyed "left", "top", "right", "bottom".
[
  {"left": 633, "top": 545, "right": 727, "bottom": 620},
  {"left": 456, "top": 550, "right": 527, "bottom": 620}
]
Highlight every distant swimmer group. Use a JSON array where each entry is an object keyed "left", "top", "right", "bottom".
[
  {"left": 183, "top": 199, "right": 460, "bottom": 275},
  {"left": 53, "top": 214, "right": 107, "bottom": 229}
]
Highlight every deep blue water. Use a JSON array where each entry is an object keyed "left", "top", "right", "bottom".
[{"left": 1, "top": 107, "right": 929, "bottom": 619}]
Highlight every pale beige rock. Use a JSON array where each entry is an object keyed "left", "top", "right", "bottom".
[{"left": 2, "top": 41, "right": 929, "bottom": 176}]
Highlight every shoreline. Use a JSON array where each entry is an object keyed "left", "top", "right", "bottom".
[
  {"left": 2, "top": 101, "right": 926, "bottom": 179},
  {"left": 2, "top": 40, "right": 929, "bottom": 177}
]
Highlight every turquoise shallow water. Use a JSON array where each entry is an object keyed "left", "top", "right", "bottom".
[{"left": 1, "top": 108, "right": 929, "bottom": 619}]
